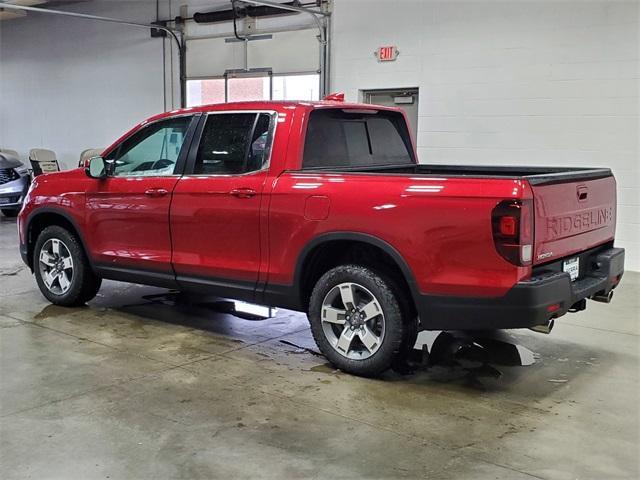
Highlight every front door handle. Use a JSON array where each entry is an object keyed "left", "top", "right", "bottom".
[
  {"left": 144, "top": 188, "right": 169, "bottom": 197},
  {"left": 229, "top": 188, "right": 256, "bottom": 199}
]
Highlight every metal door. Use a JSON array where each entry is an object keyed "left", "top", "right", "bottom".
[{"left": 362, "top": 88, "right": 419, "bottom": 142}]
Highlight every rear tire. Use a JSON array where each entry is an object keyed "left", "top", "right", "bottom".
[
  {"left": 308, "top": 264, "right": 405, "bottom": 377},
  {"left": 1, "top": 209, "right": 19, "bottom": 217},
  {"left": 33, "top": 226, "right": 101, "bottom": 306},
  {"left": 392, "top": 313, "right": 420, "bottom": 374}
]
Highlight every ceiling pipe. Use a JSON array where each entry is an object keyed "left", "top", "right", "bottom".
[
  {"left": 240, "top": 0, "right": 327, "bottom": 17},
  {"left": 0, "top": 2, "right": 187, "bottom": 108},
  {"left": 242, "top": 0, "right": 326, "bottom": 40},
  {"left": 193, "top": 1, "right": 303, "bottom": 24}
]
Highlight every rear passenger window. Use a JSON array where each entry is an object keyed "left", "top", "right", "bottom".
[
  {"left": 303, "top": 109, "right": 414, "bottom": 169},
  {"left": 247, "top": 113, "right": 272, "bottom": 172},
  {"left": 194, "top": 113, "right": 274, "bottom": 175}
]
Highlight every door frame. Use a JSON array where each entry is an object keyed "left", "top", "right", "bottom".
[
  {"left": 361, "top": 88, "right": 419, "bottom": 140},
  {"left": 169, "top": 110, "right": 278, "bottom": 302},
  {"left": 361, "top": 87, "right": 419, "bottom": 104}
]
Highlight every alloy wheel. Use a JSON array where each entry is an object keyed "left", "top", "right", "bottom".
[
  {"left": 320, "top": 282, "right": 385, "bottom": 360},
  {"left": 38, "top": 238, "right": 74, "bottom": 295}
]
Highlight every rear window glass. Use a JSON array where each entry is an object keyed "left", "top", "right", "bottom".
[
  {"left": 302, "top": 109, "right": 414, "bottom": 169},
  {"left": 194, "top": 112, "right": 274, "bottom": 175}
]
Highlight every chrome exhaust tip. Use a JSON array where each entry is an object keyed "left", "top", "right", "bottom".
[
  {"left": 530, "top": 319, "right": 554, "bottom": 334},
  {"left": 591, "top": 290, "right": 614, "bottom": 303}
]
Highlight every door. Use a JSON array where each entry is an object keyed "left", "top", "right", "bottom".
[
  {"left": 170, "top": 111, "right": 276, "bottom": 298},
  {"left": 85, "top": 115, "right": 196, "bottom": 277},
  {"left": 362, "top": 88, "right": 419, "bottom": 143}
]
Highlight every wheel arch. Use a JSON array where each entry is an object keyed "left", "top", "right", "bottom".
[
  {"left": 294, "top": 232, "right": 420, "bottom": 314},
  {"left": 25, "top": 208, "right": 93, "bottom": 272}
]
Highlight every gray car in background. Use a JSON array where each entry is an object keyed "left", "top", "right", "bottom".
[{"left": 0, "top": 152, "right": 30, "bottom": 218}]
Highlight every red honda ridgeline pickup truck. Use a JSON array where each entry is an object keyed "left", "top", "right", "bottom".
[{"left": 18, "top": 100, "right": 624, "bottom": 376}]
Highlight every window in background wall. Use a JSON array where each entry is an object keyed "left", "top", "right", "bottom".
[
  {"left": 227, "top": 76, "right": 271, "bottom": 102},
  {"left": 186, "top": 73, "right": 320, "bottom": 107},
  {"left": 272, "top": 74, "right": 320, "bottom": 101},
  {"left": 186, "top": 79, "right": 225, "bottom": 107}
]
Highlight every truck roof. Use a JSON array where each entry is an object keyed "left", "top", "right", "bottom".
[
  {"left": 104, "top": 100, "right": 412, "bottom": 160},
  {"left": 144, "top": 100, "right": 403, "bottom": 124}
]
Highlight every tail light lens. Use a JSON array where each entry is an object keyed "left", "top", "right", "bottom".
[{"left": 492, "top": 199, "right": 533, "bottom": 266}]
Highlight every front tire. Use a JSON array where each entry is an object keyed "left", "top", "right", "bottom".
[
  {"left": 308, "top": 265, "right": 405, "bottom": 377},
  {"left": 33, "top": 226, "right": 101, "bottom": 306}
]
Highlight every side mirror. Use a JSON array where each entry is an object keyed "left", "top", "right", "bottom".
[{"left": 85, "top": 156, "right": 107, "bottom": 179}]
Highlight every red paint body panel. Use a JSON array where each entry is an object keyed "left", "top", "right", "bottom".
[
  {"left": 85, "top": 176, "right": 179, "bottom": 271},
  {"left": 531, "top": 176, "right": 616, "bottom": 265},
  {"left": 170, "top": 172, "right": 267, "bottom": 282},
  {"left": 266, "top": 173, "right": 530, "bottom": 297},
  {"left": 18, "top": 170, "right": 88, "bottom": 247},
  {"left": 17, "top": 100, "right": 620, "bottom": 312}
]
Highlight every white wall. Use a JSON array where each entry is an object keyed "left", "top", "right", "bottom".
[
  {"left": 332, "top": 0, "right": 639, "bottom": 271},
  {"left": 0, "top": 0, "right": 317, "bottom": 169},
  {"left": 0, "top": 0, "right": 172, "bottom": 170}
]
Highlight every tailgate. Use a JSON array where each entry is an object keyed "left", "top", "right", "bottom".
[{"left": 531, "top": 174, "right": 616, "bottom": 265}]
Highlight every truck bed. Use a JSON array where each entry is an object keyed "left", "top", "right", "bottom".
[
  {"left": 306, "top": 163, "right": 612, "bottom": 185},
  {"left": 297, "top": 161, "right": 617, "bottom": 269}
]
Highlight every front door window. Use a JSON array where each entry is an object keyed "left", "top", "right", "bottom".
[{"left": 105, "top": 116, "right": 192, "bottom": 177}]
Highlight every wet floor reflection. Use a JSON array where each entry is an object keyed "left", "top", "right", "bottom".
[
  {"left": 137, "top": 291, "right": 538, "bottom": 377},
  {"left": 394, "top": 330, "right": 539, "bottom": 387},
  {"left": 139, "top": 291, "right": 277, "bottom": 320},
  {"left": 429, "top": 330, "right": 536, "bottom": 368},
  {"left": 88, "top": 287, "right": 540, "bottom": 385}
]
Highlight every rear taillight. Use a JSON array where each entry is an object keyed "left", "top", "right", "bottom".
[{"left": 492, "top": 199, "right": 533, "bottom": 266}]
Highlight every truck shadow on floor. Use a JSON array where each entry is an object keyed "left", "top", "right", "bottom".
[
  {"left": 83, "top": 287, "right": 613, "bottom": 394},
  {"left": 129, "top": 290, "right": 540, "bottom": 373},
  {"left": 16, "top": 280, "right": 612, "bottom": 397},
  {"left": 33, "top": 285, "right": 616, "bottom": 397}
]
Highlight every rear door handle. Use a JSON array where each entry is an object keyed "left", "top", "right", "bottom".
[
  {"left": 229, "top": 188, "right": 256, "bottom": 198},
  {"left": 144, "top": 188, "right": 169, "bottom": 197}
]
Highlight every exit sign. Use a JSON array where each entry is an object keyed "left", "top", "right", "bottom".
[{"left": 375, "top": 46, "right": 399, "bottom": 62}]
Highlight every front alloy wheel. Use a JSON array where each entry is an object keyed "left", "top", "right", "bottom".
[
  {"left": 321, "top": 282, "right": 385, "bottom": 360},
  {"left": 33, "top": 225, "right": 102, "bottom": 306},
  {"left": 38, "top": 238, "right": 74, "bottom": 295}
]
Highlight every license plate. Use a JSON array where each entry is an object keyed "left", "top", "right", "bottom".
[
  {"left": 0, "top": 198, "right": 9, "bottom": 204},
  {"left": 563, "top": 257, "right": 580, "bottom": 281}
]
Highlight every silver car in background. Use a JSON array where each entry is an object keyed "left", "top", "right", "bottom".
[{"left": 0, "top": 152, "right": 30, "bottom": 218}]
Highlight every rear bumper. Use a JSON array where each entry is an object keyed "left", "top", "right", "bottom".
[{"left": 417, "top": 247, "right": 624, "bottom": 330}]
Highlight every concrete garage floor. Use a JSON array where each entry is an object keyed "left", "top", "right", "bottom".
[{"left": 0, "top": 217, "right": 638, "bottom": 480}]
